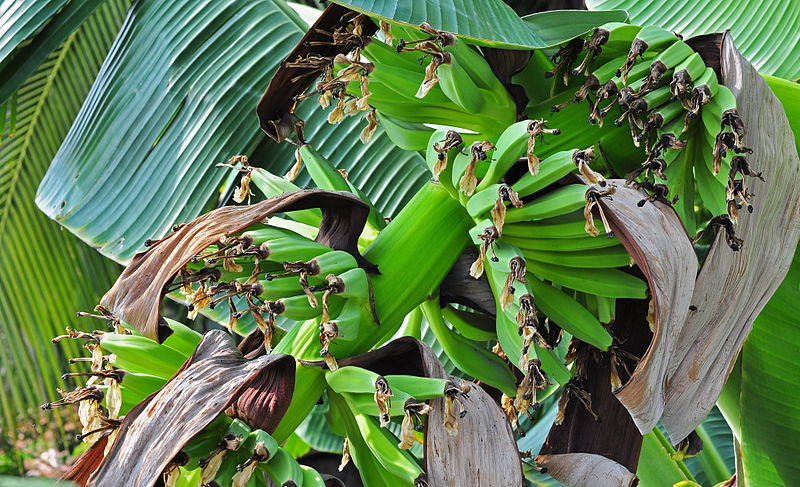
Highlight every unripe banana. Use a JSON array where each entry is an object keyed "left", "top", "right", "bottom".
[
  {"left": 500, "top": 233, "right": 617, "bottom": 252},
  {"left": 262, "top": 447, "right": 305, "bottom": 487},
  {"left": 298, "top": 144, "right": 386, "bottom": 233},
  {"left": 501, "top": 210, "right": 604, "bottom": 239},
  {"left": 522, "top": 246, "right": 631, "bottom": 269},
  {"left": 243, "top": 226, "right": 332, "bottom": 264},
  {"left": 442, "top": 305, "right": 497, "bottom": 342},
  {"left": 527, "top": 260, "right": 647, "bottom": 299},
  {"left": 376, "top": 112, "right": 435, "bottom": 152},
  {"left": 249, "top": 169, "right": 322, "bottom": 227},
  {"left": 160, "top": 318, "right": 202, "bottom": 357},
  {"left": 673, "top": 52, "right": 708, "bottom": 82},
  {"left": 437, "top": 52, "right": 485, "bottom": 113},
  {"left": 117, "top": 371, "right": 166, "bottom": 399},
  {"left": 652, "top": 40, "right": 694, "bottom": 69},
  {"left": 352, "top": 411, "right": 422, "bottom": 482},
  {"left": 299, "top": 465, "right": 326, "bottom": 487},
  {"left": 420, "top": 298, "right": 517, "bottom": 396},
  {"left": 100, "top": 333, "right": 187, "bottom": 380},
  {"left": 504, "top": 184, "right": 589, "bottom": 223}
]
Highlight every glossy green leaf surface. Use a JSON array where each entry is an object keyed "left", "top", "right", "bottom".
[
  {"left": 36, "top": 0, "right": 428, "bottom": 265},
  {"left": 522, "top": 9, "right": 629, "bottom": 47},
  {"left": 0, "top": 0, "right": 106, "bottom": 104},
  {"left": 586, "top": 0, "right": 800, "bottom": 79},
  {"left": 334, "top": 0, "right": 626, "bottom": 49},
  {"left": 0, "top": 0, "right": 125, "bottom": 447}
]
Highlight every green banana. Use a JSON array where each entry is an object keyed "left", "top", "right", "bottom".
[
  {"left": 420, "top": 298, "right": 517, "bottom": 396},
  {"left": 437, "top": 51, "right": 485, "bottom": 113},
  {"left": 325, "top": 366, "right": 447, "bottom": 401},
  {"left": 475, "top": 120, "right": 528, "bottom": 191},
  {"left": 243, "top": 226, "right": 332, "bottom": 263},
  {"left": 100, "top": 333, "right": 187, "bottom": 380},
  {"left": 249, "top": 169, "right": 322, "bottom": 227},
  {"left": 299, "top": 465, "right": 326, "bottom": 487},
  {"left": 522, "top": 246, "right": 632, "bottom": 268},
  {"left": 353, "top": 411, "right": 423, "bottom": 482},
  {"left": 502, "top": 210, "right": 605, "bottom": 239},
  {"left": 442, "top": 305, "right": 497, "bottom": 341},
  {"left": 262, "top": 447, "right": 305, "bottom": 487},
  {"left": 527, "top": 260, "right": 648, "bottom": 299},
  {"left": 117, "top": 371, "right": 166, "bottom": 399},
  {"left": 504, "top": 184, "right": 589, "bottom": 223},
  {"left": 500, "top": 233, "right": 618, "bottom": 251},
  {"left": 376, "top": 112, "right": 435, "bottom": 151}
]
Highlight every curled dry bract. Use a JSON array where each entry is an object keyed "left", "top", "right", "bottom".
[{"left": 100, "top": 190, "right": 374, "bottom": 342}]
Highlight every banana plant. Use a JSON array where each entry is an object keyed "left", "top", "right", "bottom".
[{"left": 8, "top": 0, "right": 800, "bottom": 486}]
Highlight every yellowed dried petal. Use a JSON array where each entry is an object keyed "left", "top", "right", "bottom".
[
  {"left": 584, "top": 202, "right": 600, "bottom": 237},
  {"left": 360, "top": 110, "right": 378, "bottom": 144},
  {"left": 90, "top": 343, "right": 104, "bottom": 373},
  {"left": 491, "top": 197, "right": 507, "bottom": 235},
  {"left": 201, "top": 450, "right": 226, "bottom": 485},
  {"left": 459, "top": 159, "right": 477, "bottom": 196},
  {"left": 344, "top": 97, "right": 359, "bottom": 116},
  {"left": 500, "top": 274, "right": 514, "bottom": 311},
  {"left": 105, "top": 378, "right": 122, "bottom": 420},
  {"left": 646, "top": 297, "right": 656, "bottom": 332},
  {"left": 328, "top": 94, "right": 345, "bottom": 124},
  {"left": 501, "top": 394, "right": 518, "bottom": 429},
  {"left": 443, "top": 395, "right": 459, "bottom": 437},
  {"left": 555, "top": 391, "right": 569, "bottom": 426},
  {"left": 416, "top": 60, "right": 440, "bottom": 98},
  {"left": 103, "top": 429, "right": 118, "bottom": 456},
  {"left": 318, "top": 90, "right": 331, "bottom": 108},
  {"left": 527, "top": 152, "right": 540, "bottom": 176},
  {"left": 285, "top": 148, "right": 303, "bottom": 181},
  {"left": 163, "top": 465, "right": 181, "bottom": 487},
  {"left": 223, "top": 253, "right": 243, "bottom": 273},
  {"left": 188, "top": 287, "right": 210, "bottom": 320},
  {"left": 324, "top": 353, "right": 339, "bottom": 371},
  {"left": 433, "top": 156, "right": 447, "bottom": 180},
  {"left": 339, "top": 438, "right": 350, "bottom": 472},
  {"left": 399, "top": 413, "right": 416, "bottom": 449},
  {"left": 469, "top": 252, "right": 485, "bottom": 279},
  {"left": 231, "top": 462, "right": 257, "bottom": 487},
  {"left": 232, "top": 173, "right": 253, "bottom": 204},
  {"left": 380, "top": 20, "right": 394, "bottom": 46}
]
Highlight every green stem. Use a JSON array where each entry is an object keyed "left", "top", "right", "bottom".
[
  {"left": 695, "top": 423, "right": 733, "bottom": 484},
  {"left": 403, "top": 306, "right": 423, "bottom": 340},
  {"left": 652, "top": 427, "right": 696, "bottom": 482}
]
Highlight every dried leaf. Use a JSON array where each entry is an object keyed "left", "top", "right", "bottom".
[{"left": 100, "top": 190, "right": 374, "bottom": 342}]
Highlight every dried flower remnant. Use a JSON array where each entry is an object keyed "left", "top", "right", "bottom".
[
  {"left": 399, "top": 398, "right": 432, "bottom": 449},
  {"left": 360, "top": 109, "right": 378, "bottom": 144},
  {"left": 590, "top": 80, "right": 619, "bottom": 125},
  {"left": 515, "top": 293, "right": 537, "bottom": 332},
  {"left": 728, "top": 155, "right": 763, "bottom": 192},
  {"left": 572, "top": 28, "right": 610, "bottom": 76},
  {"left": 232, "top": 442, "right": 269, "bottom": 487},
  {"left": 199, "top": 433, "right": 243, "bottom": 484},
  {"left": 618, "top": 38, "right": 648, "bottom": 84},
  {"left": 379, "top": 20, "right": 394, "bottom": 45},
  {"left": 670, "top": 69, "right": 693, "bottom": 109},
  {"left": 460, "top": 141, "right": 494, "bottom": 196},
  {"left": 625, "top": 157, "right": 668, "bottom": 187},
  {"left": 573, "top": 147, "right": 606, "bottom": 187},
  {"left": 338, "top": 437, "right": 351, "bottom": 472},
  {"left": 500, "top": 256, "right": 527, "bottom": 310},
  {"left": 555, "top": 379, "right": 599, "bottom": 425},
  {"left": 693, "top": 214, "right": 743, "bottom": 251},
  {"left": 637, "top": 60, "right": 668, "bottom": 97},
  {"left": 634, "top": 176, "right": 678, "bottom": 207},
  {"left": 162, "top": 452, "right": 188, "bottom": 487},
  {"left": 395, "top": 27, "right": 453, "bottom": 99},
  {"left": 492, "top": 184, "right": 523, "bottom": 234},
  {"left": 443, "top": 380, "right": 470, "bottom": 437},
  {"left": 726, "top": 178, "right": 754, "bottom": 223},
  {"left": 501, "top": 394, "right": 519, "bottom": 431},
  {"left": 584, "top": 183, "right": 617, "bottom": 238},
  {"left": 683, "top": 84, "right": 713, "bottom": 131},
  {"left": 470, "top": 225, "right": 500, "bottom": 278},
  {"left": 514, "top": 359, "right": 550, "bottom": 419},
  {"left": 319, "top": 321, "right": 340, "bottom": 370},
  {"left": 552, "top": 76, "right": 599, "bottom": 113},
  {"left": 374, "top": 376, "right": 394, "bottom": 427},
  {"left": 544, "top": 38, "right": 584, "bottom": 86},
  {"left": 432, "top": 130, "right": 463, "bottom": 180},
  {"left": 526, "top": 120, "right": 560, "bottom": 175}
]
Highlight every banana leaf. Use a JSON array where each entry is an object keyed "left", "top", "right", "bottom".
[
  {"left": 35, "top": 0, "right": 428, "bottom": 266},
  {"left": 0, "top": 0, "right": 125, "bottom": 451},
  {"left": 0, "top": 0, "right": 107, "bottom": 104},
  {"left": 333, "top": 0, "right": 627, "bottom": 49},
  {"left": 586, "top": 0, "right": 800, "bottom": 80}
]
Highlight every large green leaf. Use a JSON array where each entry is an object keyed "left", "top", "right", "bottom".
[
  {"left": 738, "top": 249, "right": 800, "bottom": 484},
  {"left": 0, "top": 0, "right": 107, "bottom": 104},
  {"left": 36, "top": 0, "right": 429, "bottom": 266},
  {"left": 586, "top": 0, "right": 800, "bottom": 80},
  {"left": 0, "top": 0, "right": 125, "bottom": 449},
  {"left": 333, "top": 0, "right": 626, "bottom": 49},
  {"left": 522, "top": 9, "right": 628, "bottom": 47}
]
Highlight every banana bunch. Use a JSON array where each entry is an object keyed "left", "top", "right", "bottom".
[
  {"left": 536, "top": 21, "right": 757, "bottom": 242},
  {"left": 325, "top": 384, "right": 431, "bottom": 487}
]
